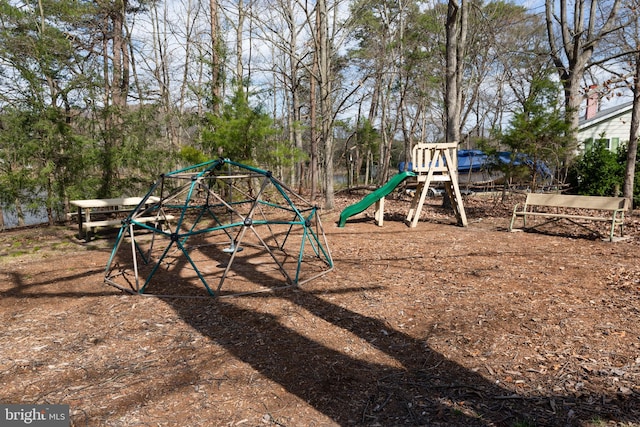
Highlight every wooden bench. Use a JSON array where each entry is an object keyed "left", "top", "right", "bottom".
[
  {"left": 70, "top": 197, "right": 173, "bottom": 241},
  {"left": 509, "top": 193, "right": 630, "bottom": 241}
]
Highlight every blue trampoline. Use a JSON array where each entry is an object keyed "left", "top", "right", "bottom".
[{"left": 401, "top": 150, "right": 552, "bottom": 180}]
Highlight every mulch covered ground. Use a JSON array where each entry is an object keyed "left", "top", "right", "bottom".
[{"left": 1, "top": 191, "right": 640, "bottom": 426}]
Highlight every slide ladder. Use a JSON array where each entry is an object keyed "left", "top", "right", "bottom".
[{"left": 406, "top": 143, "right": 467, "bottom": 227}]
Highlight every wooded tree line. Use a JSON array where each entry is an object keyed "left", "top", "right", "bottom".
[{"left": 0, "top": 0, "right": 639, "bottom": 226}]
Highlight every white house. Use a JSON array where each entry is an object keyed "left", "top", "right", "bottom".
[{"left": 577, "top": 100, "right": 633, "bottom": 152}]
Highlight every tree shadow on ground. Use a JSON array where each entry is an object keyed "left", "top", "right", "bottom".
[
  {"left": 156, "top": 251, "right": 639, "bottom": 426},
  {"left": 98, "top": 214, "right": 639, "bottom": 425},
  {"left": 1, "top": 268, "right": 121, "bottom": 298}
]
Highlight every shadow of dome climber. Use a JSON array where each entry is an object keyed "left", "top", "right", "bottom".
[{"left": 104, "top": 158, "right": 334, "bottom": 297}]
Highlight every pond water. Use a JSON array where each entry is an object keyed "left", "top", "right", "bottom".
[{"left": 1, "top": 205, "right": 50, "bottom": 229}]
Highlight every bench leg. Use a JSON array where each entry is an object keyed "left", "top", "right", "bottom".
[
  {"left": 509, "top": 213, "right": 516, "bottom": 231},
  {"left": 610, "top": 213, "right": 624, "bottom": 241},
  {"left": 509, "top": 212, "right": 526, "bottom": 231}
]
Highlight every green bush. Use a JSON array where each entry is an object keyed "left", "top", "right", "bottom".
[{"left": 567, "top": 140, "right": 623, "bottom": 196}]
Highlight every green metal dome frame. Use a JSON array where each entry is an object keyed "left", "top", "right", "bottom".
[{"left": 104, "top": 158, "right": 334, "bottom": 297}]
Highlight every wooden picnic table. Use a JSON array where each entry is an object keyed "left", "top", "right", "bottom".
[{"left": 70, "top": 196, "right": 161, "bottom": 241}]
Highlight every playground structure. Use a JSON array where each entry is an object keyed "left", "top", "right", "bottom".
[
  {"left": 104, "top": 159, "right": 334, "bottom": 297},
  {"left": 339, "top": 142, "right": 468, "bottom": 227}
]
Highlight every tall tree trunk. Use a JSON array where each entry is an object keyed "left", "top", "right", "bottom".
[
  {"left": 111, "top": 3, "right": 129, "bottom": 110},
  {"left": 15, "top": 201, "right": 25, "bottom": 228},
  {"left": 445, "top": 0, "right": 466, "bottom": 145},
  {"left": 179, "top": 0, "right": 197, "bottom": 117},
  {"left": 623, "top": 51, "right": 640, "bottom": 206},
  {"left": 316, "top": 0, "right": 335, "bottom": 209},
  {"left": 210, "top": 0, "right": 222, "bottom": 114},
  {"left": 444, "top": 0, "right": 467, "bottom": 212},
  {"left": 379, "top": 100, "right": 392, "bottom": 185},
  {"left": 310, "top": 45, "right": 319, "bottom": 201},
  {"left": 378, "top": 76, "right": 392, "bottom": 186},
  {"left": 236, "top": 0, "right": 244, "bottom": 88},
  {"left": 283, "top": 0, "right": 304, "bottom": 193},
  {"left": 100, "top": 1, "right": 130, "bottom": 197},
  {"left": 151, "top": 0, "right": 175, "bottom": 146},
  {"left": 318, "top": 0, "right": 334, "bottom": 210}
]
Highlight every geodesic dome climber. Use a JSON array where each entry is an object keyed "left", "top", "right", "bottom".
[{"left": 104, "top": 159, "right": 334, "bottom": 297}]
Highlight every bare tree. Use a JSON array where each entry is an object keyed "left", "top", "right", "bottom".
[
  {"left": 178, "top": 0, "right": 202, "bottom": 115},
  {"left": 237, "top": 0, "right": 245, "bottom": 85},
  {"left": 316, "top": 0, "right": 335, "bottom": 209},
  {"left": 98, "top": 0, "right": 132, "bottom": 196},
  {"left": 283, "top": 0, "right": 306, "bottom": 193},
  {"left": 580, "top": 0, "right": 639, "bottom": 202},
  {"left": 210, "top": 0, "right": 222, "bottom": 114},
  {"left": 545, "top": 0, "right": 622, "bottom": 155},
  {"left": 349, "top": 0, "right": 413, "bottom": 184},
  {"left": 624, "top": 52, "right": 640, "bottom": 204},
  {"left": 290, "top": 0, "right": 343, "bottom": 206},
  {"left": 445, "top": 0, "right": 467, "bottom": 146},
  {"left": 236, "top": 0, "right": 314, "bottom": 191},
  {"left": 619, "top": 1, "right": 640, "bottom": 204},
  {"left": 148, "top": 0, "right": 177, "bottom": 145}
]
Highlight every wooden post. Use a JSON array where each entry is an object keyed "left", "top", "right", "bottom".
[{"left": 374, "top": 197, "right": 385, "bottom": 226}]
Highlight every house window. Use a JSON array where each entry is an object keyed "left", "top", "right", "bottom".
[
  {"left": 610, "top": 137, "right": 620, "bottom": 151},
  {"left": 583, "top": 137, "right": 619, "bottom": 152},
  {"left": 583, "top": 138, "right": 593, "bottom": 151}
]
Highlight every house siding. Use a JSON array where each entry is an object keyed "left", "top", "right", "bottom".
[{"left": 577, "top": 102, "right": 633, "bottom": 152}]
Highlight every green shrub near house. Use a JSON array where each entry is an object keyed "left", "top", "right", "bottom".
[{"left": 568, "top": 140, "right": 640, "bottom": 206}]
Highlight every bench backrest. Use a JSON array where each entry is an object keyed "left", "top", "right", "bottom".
[{"left": 525, "top": 193, "right": 629, "bottom": 211}]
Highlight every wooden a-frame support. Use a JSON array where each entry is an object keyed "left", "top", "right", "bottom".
[{"left": 406, "top": 143, "right": 468, "bottom": 227}]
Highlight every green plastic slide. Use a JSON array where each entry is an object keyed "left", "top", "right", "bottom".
[{"left": 338, "top": 171, "right": 416, "bottom": 227}]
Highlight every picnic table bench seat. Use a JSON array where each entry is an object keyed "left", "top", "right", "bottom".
[
  {"left": 509, "top": 193, "right": 629, "bottom": 241},
  {"left": 70, "top": 197, "right": 173, "bottom": 241},
  {"left": 82, "top": 214, "right": 175, "bottom": 232}
]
